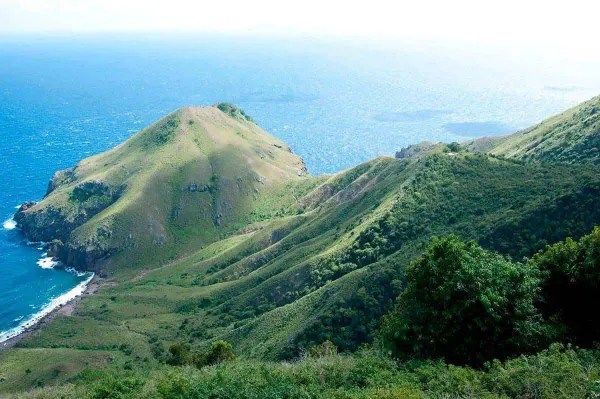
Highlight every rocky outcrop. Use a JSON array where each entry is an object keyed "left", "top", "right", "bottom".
[
  {"left": 43, "top": 238, "right": 114, "bottom": 276},
  {"left": 395, "top": 141, "right": 437, "bottom": 159},
  {"left": 14, "top": 180, "right": 123, "bottom": 272}
]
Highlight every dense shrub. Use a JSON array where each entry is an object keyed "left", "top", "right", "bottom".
[
  {"left": 50, "top": 347, "right": 599, "bottom": 399},
  {"left": 166, "top": 343, "right": 192, "bottom": 366},
  {"left": 166, "top": 340, "right": 235, "bottom": 369},
  {"left": 89, "top": 373, "right": 145, "bottom": 399},
  {"left": 483, "top": 344, "right": 600, "bottom": 398}
]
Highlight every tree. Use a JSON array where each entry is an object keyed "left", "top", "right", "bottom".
[
  {"left": 447, "top": 142, "right": 462, "bottom": 153},
  {"left": 532, "top": 226, "right": 600, "bottom": 346},
  {"left": 381, "top": 235, "right": 547, "bottom": 366}
]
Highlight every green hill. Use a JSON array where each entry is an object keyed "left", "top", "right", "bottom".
[
  {"left": 3, "top": 98, "right": 600, "bottom": 397},
  {"left": 468, "top": 95, "right": 600, "bottom": 164},
  {"left": 14, "top": 104, "right": 308, "bottom": 274}
]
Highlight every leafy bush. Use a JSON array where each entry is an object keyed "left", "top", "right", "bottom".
[
  {"left": 308, "top": 341, "right": 338, "bottom": 358},
  {"left": 89, "top": 373, "right": 145, "bottom": 399},
  {"left": 195, "top": 340, "right": 235, "bottom": 368},
  {"left": 150, "top": 115, "right": 179, "bottom": 146},
  {"left": 215, "top": 103, "right": 254, "bottom": 123},
  {"left": 381, "top": 235, "right": 548, "bottom": 365}
]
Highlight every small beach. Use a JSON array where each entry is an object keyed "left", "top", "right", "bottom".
[{"left": 0, "top": 274, "right": 98, "bottom": 350}]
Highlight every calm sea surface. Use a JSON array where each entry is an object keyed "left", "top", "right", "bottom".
[{"left": 1, "top": 34, "right": 599, "bottom": 340}]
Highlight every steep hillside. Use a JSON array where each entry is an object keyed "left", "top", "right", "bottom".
[
  {"left": 14, "top": 104, "right": 308, "bottom": 274},
  {"left": 468, "top": 95, "right": 600, "bottom": 164}
]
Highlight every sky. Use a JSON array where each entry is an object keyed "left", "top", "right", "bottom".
[{"left": 1, "top": 0, "right": 599, "bottom": 58}]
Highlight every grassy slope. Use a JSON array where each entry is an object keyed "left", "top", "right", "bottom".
[{"left": 468, "top": 95, "right": 600, "bottom": 164}]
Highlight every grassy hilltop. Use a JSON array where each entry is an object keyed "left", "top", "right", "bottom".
[{"left": 2, "top": 97, "right": 600, "bottom": 397}]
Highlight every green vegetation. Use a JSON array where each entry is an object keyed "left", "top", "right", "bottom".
[
  {"left": 381, "top": 235, "right": 546, "bottom": 366},
  {"left": 3, "top": 97, "right": 600, "bottom": 397}
]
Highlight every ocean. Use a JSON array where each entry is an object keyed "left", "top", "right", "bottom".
[{"left": 1, "top": 34, "right": 599, "bottom": 342}]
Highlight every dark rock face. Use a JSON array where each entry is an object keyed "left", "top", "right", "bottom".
[
  {"left": 13, "top": 180, "right": 123, "bottom": 272},
  {"left": 17, "top": 201, "right": 36, "bottom": 213},
  {"left": 45, "top": 238, "right": 114, "bottom": 275},
  {"left": 57, "top": 243, "right": 114, "bottom": 276},
  {"left": 214, "top": 212, "right": 223, "bottom": 227}
]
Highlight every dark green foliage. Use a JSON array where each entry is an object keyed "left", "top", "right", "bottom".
[
  {"left": 166, "top": 343, "right": 192, "bottom": 366},
  {"left": 154, "top": 115, "right": 179, "bottom": 145},
  {"left": 533, "top": 226, "right": 600, "bottom": 345},
  {"left": 482, "top": 344, "right": 600, "bottom": 398},
  {"left": 70, "top": 181, "right": 116, "bottom": 203},
  {"left": 290, "top": 267, "right": 404, "bottom": 356},
  {"left": 216, "top": 103, "right": 254, "bottom": 123},
  {"left": 194, "top": 340, "right": 235, "bottom": 368},
  {"left": 381, "top": 235, "right": 547, "bottom": 365},
  {"left": 143, "top": 114, "right": 179, "bottom": 147},
  {"left": 446, "top": 142, "right": 462, "bottom": 152},
  {"left": 166, "top": 340, "right": 235, "bottom": 369},
  {"left": 337, "top": 155, "right": 600, "bottom": 270}
]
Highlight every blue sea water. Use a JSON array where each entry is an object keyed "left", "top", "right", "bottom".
[{"left": 1, "top": 34, "right": 600, "bottom": 341}]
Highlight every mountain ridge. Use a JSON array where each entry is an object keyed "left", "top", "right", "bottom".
[{"left": 469, "top": 95, "right": 600, "bottom": 163}]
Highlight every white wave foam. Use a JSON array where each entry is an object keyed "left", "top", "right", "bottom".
[
  {"left": 0, "top": 272, "right": 94, "bottom": 345},
  {"left": 64, "top": 267, "right": 90, "bottom": 278},
  {"left": 37, "top": 254, "right": 59, "bottom": 269},
  {"left": 2, "top": 218, "right": 16, "bottom": 230}
]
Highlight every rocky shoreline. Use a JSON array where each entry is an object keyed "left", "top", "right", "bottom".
[{"left": 0, "top": 275, "right": 100, "bottom": 350}]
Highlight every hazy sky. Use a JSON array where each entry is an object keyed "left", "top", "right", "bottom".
[{"left": 1, "top": 0, "right": 599, "bottom": 56}]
